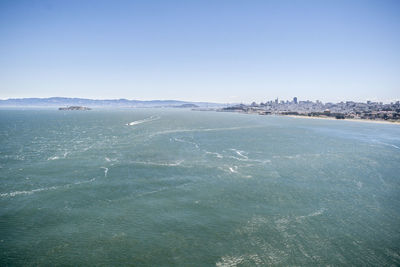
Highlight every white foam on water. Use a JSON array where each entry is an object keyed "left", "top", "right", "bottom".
[
  {"left": 216, "top": 255, "right": 245, "bottom": 267},
  {"left": 204, "top": 151, "right": 224, "bottom": 158},
  {"left": 230, "top": 149, "right": 248, "bottom": 159},
  {"left": 356, "top": 181, "right": 363, "bottom": 189},
  {"left": 82, "top": 144, "right": 94, "bottom": 152},
  {"left": 307, "top": 208, "right": 326, "bottom": 217},
  {"left": 227, "top": 156, "right": 246, "bottom": 161},
  {"left": 112, "top": 232, "right": 127, "bottom": 239},
  {"left": 273, "top": 153, "right": 321, "bottom": 159},
  {"left": 101, "top": 167, "right": 109, "bottom": 177},
  {"left": 48, "top": 151, "right": 70, "bottom": 161},
  {"left": 160, "top": 160, "right": 184, "bottom": 166},
  {"left": 173, "top": 137, "right": 199, "bottom": 148},
  {"left": 229, "top": 215, "right": 290, "bottom": 264},
  {"left": 105, "top": 157, "right": 118, "bottom": 162},
  {"left": 228, "top": 155, "right": 271, "bottom": 165},
  {"left": 227, "top": 149, "right": 272, "bottom": 165},
  {"left": 136, "top": 187, "right": 169, "bottom": 197},
  {"left": 0, "top": 178, "right": 96, "bottom": 198},
  {"left": 296, "top": 208, "right": 326, "bottom": 221},
  {"left": 137, "top": 182, "right": 192, "bottom": 199},
  {"left": 131, "top": 160, "right": 184, "bottom": 167},
  {"left": 249, "top": 158, "right": 270, "bottom": 164},
  {"left": 126, "top": 116, "right": 160, "bottom": 126},
  {"left": 275, "top": 217, "right": 289, "bottom": 232},
  {"left": 237, "top": 216, "right": 268, "bottom": 235},
  {"left": 284, "top": 154, "right": 301, "bottom": 159},
  {"left": 74, "top": 178, "right": 96, "bottom": 185},
  {"left": 216, "top": 254, "right": 262, "bottom": 267},
  {"left": 374, "top": 141, "right": 400, "bottom": 150},
  {"left": 218, "top": 166, "right": 252, "bottom": 178},
  {"left": 0, "top": 186, "right": 58, "bottom": 197},
  {"left": 229, "top": 166, "right": 238, "bottom": 173},
  {"left": 376, "top": 172, "right": 389, "bottom": 187},
  {"left": 149, "top": 125, "right": 261, "bottom": 138}
]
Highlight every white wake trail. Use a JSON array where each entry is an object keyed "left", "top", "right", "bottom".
[
  {"left": 0, "top": 178, "right": 96, "bottom": 198},
  {"left": 126, "top": 116, "right": 160, "bottom": 126}
]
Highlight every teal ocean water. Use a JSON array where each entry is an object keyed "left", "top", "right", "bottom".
[{"left": 1, "top": 109, "right": 399, "bottom": 266}]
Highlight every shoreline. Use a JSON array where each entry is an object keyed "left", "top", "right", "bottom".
[{"left": 284, "top": 115, "right": 400, "bottom": 125}]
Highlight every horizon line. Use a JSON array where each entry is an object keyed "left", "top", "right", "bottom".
[{"left": 0, "top": 96, "right": 399, "bottom": 105}]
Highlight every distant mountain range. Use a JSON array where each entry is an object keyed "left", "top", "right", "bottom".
[{"left": 0, "top": 97, "right": 224, "bottom": 108}]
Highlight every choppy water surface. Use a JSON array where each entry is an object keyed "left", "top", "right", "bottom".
[{"left": 1, "top": 109, "right": 399, "bottom": 266}]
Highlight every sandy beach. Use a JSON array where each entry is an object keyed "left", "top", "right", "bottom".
[{"left": 284, "top": 115, "right": 400, "bottom": 125}]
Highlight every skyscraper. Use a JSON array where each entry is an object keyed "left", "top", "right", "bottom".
[{"left": 293, "top": 97, "right": 298, "bottom": 104}]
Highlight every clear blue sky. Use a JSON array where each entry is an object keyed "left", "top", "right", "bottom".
[{"left": 0, "top": 0, "right": 399, "bottom": 103}]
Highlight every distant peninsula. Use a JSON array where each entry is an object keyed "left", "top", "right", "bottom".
[
  {"left": 59, "top": 106, "right": 91, "bottom": 111},
  {"left": 219, "top": 98, "right": 400, "bottom": 123},
  {"left": 0, "top": 97, "right": 223, "bottom": 108},
  {"left": 173, "top": 103, "right": 199, "bottom": 108}
]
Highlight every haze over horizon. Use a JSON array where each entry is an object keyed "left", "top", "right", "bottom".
[
  {"left": 1, "top": 0, "right": 399, "bottom": 103},
  {"left": 0, "top": 96, "right": 398, "bottom": 105}
]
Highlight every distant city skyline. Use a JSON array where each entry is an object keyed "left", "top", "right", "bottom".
[{"left": 1, "top": 0, "right": 399, "bottom": 103}]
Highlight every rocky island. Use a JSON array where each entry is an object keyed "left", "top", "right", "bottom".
[{"left": 58, "top": 106, "right": 91, "bottom": 111}]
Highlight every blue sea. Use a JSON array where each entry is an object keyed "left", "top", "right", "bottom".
[{"left": 1, "top": 109, "right": 399, "bottom": 266}]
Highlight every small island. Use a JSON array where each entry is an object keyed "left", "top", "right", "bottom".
[{"left": 58, "top": 106, "right": 91, "bottom": 111}]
